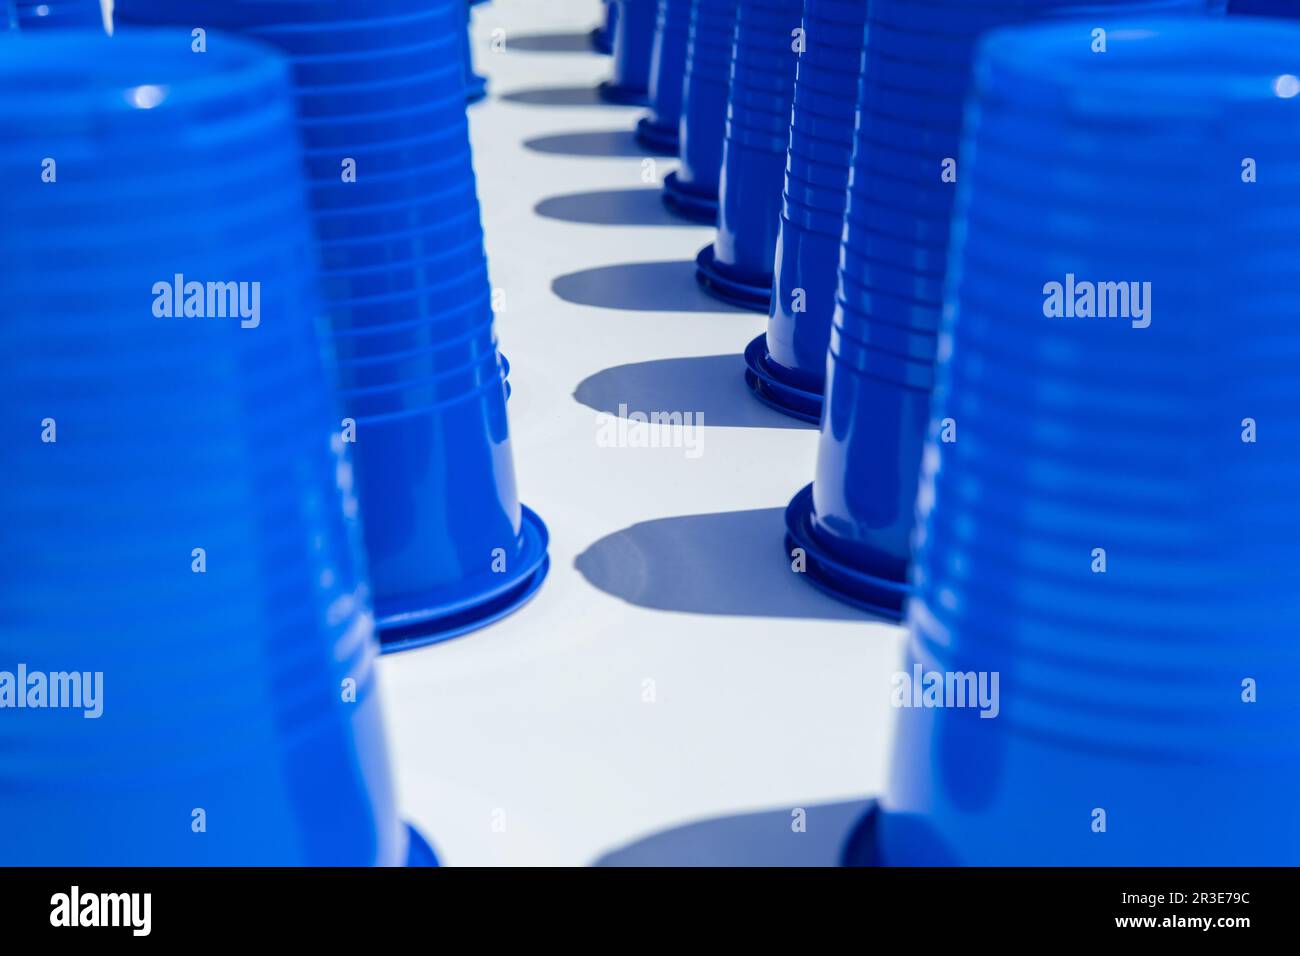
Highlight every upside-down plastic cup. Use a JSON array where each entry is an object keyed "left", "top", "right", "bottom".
[
  {"left": 0, "top": 28, "right": 435, "bottom": 866},
  {"left": 15, "top": 0, "right": 102, "bottom": 28},
  {"left": 600, "top": 0, "right": 657, "bottom": 104},
  {"left": 662, "top": 0, "right": 738, "bottom": 222},
  {"left": 786, "top": 0, "right": 1219, "bottom": 623},
  {"left": 116, "top": 0, "right": 549, "bottom": 652},
  {"left": 463, "top": 0, "right": 487, "bottom": 102},
  {"left": 695, "top": 0, "right": 804, "bottom": 311},
  {"left": 636, "top": 0, "right": 692, "bottom": 153},
  {"left": 842, "top": 17, "right": 1300, "bottom": 868},
  {"left": 593, "top": 0, "right": 617, "bottom": 54},
  {"left": 745, "top": 0, "right": 869, "bottom": 422}
]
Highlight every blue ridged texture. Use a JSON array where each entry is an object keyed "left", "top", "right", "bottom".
[
  {"left": 871, "top": 16, "right": 1300, "bottom": 865},
  {"left": 114, "top": 0, "right": 549, "bottom": 649}
]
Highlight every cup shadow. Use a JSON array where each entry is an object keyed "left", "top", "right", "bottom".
[
  {"left": 575, "top": 354, "right": 814, "bottom": 430},
  {"left": 553, "top": 260, "right": 745, "bottom": 313},
  {"left": 507, "top": 32, "right": 598, "bottom": 54},
  {"left": 575, "top": 508, "right": 872, "bottom": 620},
  {"left": 593, "top": 799, "right": 875, "bottom": 866},
  {"left": 499, "top": 85, "right": 611, "bottom": 107},
  {"left": 537, "top": 187, "right": 689, "bottom": 226},
  {"left": 525, "top": 131, "right": 650, "bottom": 158}
]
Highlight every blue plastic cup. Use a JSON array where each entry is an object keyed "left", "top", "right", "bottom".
[
  {"left": 636, "top": 0, "right": 693, "bottom": 153},
  {"left": 747, "top": 213, "right": 840, "bottom": 421},
  {"left": 15, "top": 0, "right": 102, "bottom": 29},
  {"left": 662, "top": 0, "right": 738, "bottom": 223},
  {"left": 592, "top": 0, "right": 618, "bottom": 53},
  {"left": 747, "top": 0, "right": 868, "bottom": 420},
  {"left": 726, "top": 71, "right": 800, "bottom": 110},
  {"left": 829, "top": 317, "right": 938, "bottom": 390},
  {"left": 333, "top": 324, "right": 500, "bottom": 394},
  {"left": 300, "top": 123, "right": 469, "bottom": 180},
  {"left": 334, "top": 342, "right": 501, "bottom": 412},
  {"left": 787, "top": 113, "right": 854, "bottom": 158},
  {"left": 784, "top": 348, "right": 931, "bottom": 618},
  {"left": 601, "top": 0, "right": 658, "bottom": 104},
  {"left": 0, "top": 28, "right": 434, "bottom": 866},
  {"left": 116, "top": 0, "right": 548, "bottom": 650},
  {"left": 329, "top": 280, "right": 493, "bottom": 347},
  {"left": 858, "top": 75, "right": 968, "bottom": 129},
  {"left": 782, "top": 189, "right": 845, "bottom": 236},
  {"left": 696, "top": 0, "right": 803, "bottom": 311},
  {"left": 834, "top": 302, "right": 941, "bottom": 367},
  {"left": 781, "top": 162, "right": 850, "bottom": 212},
  {"left": 850, "top": 15, "right": 1300, "bottom": 868},
  {"left": 791, "top": 0, "right": 1220, "bottom": 627},
  {"left": 348, "top": 399, "right": 549, "bottom": 651},
  {"left": 839, "top": 244, "right": 946, "bottom": 305},
  {"left": 290, "top": 95, "right": 472, "bottom": 149}
]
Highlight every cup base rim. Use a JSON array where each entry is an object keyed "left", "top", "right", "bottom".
[
  {"left": 634, "top": 115, "right": 680, "bottom": 155},
  {"left": 376, "top": 504, "right": 550, "bottom": 652},
  {"left": 784, "top": 483, "right": 909, "bottom": 620},
  {"left": 661, "top": 171, "right": 718, "bottom": 223},
  {"left": 695, "top": 243, "right": 772, "bottom": 312},
  {"left": 743, "top": 333, "right": 824, "bottom": 424}
]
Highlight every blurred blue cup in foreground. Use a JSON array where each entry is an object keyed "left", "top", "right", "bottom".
[
  {"left": 0, "top": 28, "right": 427, "bottom": 865},
  {"left": 851, "top": 16, "right": 1300, "bottom": 866},
  {"left": 15, "top": 0, "right": 102, "bottom": 29}
]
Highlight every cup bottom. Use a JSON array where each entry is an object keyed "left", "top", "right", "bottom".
[
  {"left": 377, "top": 504, "right": 550, "bottom": 652},
  {"left": 405, "top": 823, "right": 440, "bottom": 867},
  {"left": 784, "top": 482, "right": 910, "bottom": 620},
  {"left": 635, "top": 115, "right": 680, "bottom": 155},
  {"left": 662, "top": 170, "right": 718, "bottom": 223},
  {"left": 695, "top": 243, "right": 772, "bottom": 312},
  {"left": 597, "top": 79, "right": 650, "bottom": 106},
  {"left": 743, "top": 333, "right": 824, "bottom": 424}
]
